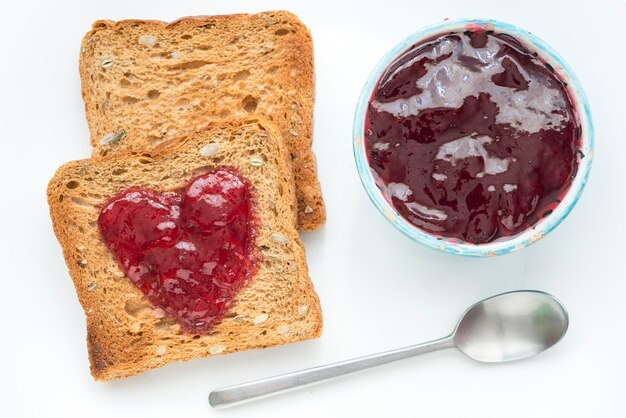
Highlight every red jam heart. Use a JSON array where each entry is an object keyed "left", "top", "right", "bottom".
[{"left": 98, "top": 168, "right": 257, "bottom": 334}]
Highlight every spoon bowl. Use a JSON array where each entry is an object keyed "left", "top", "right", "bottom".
[{"left": 453, "top": 291, "right": 569, "bottom": 362}]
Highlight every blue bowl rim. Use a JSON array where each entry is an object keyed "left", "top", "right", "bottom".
[{"left": 353, "top": 18, "right": 594, "bottom": 257}]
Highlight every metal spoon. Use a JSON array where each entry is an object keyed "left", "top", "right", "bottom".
[{"left": 209, "top": 290, "right": 568, "bottom": 408}]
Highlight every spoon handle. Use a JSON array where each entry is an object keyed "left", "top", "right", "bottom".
[{"left": 209, "top": 335, "right": 454, "bottom": 408}]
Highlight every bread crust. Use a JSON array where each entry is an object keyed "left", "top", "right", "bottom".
[
  {"left": 47, "top": 117, "right": 322, "bottom": 380},
  {"left": 79, "top": 11, "right": 325, "bottom": 230}
]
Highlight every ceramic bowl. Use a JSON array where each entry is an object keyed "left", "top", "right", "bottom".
[{"left": 353, "top": 18, "right": 593, "bottom": 257}]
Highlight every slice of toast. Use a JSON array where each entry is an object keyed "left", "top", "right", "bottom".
[
  {"left": 47, "top": 117, "right": 322, "bottom": 380},
  {"left": 79, "top": 11, "right": 325, "bottom": 231}
]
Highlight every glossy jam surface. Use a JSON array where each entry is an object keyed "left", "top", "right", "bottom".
[
  {"left": 365, "top": 30, "right": 580, "bottom": 244},
  {"left": 98, "top": 168, "right": 256, "bottom": 334}
]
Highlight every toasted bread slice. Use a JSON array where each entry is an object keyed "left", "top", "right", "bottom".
[
  {"left": 47, "top": 117, "right": 322, "bottom": 380},
  {"left": 79, "top": 11, "right": 325, "bottom": 230}
]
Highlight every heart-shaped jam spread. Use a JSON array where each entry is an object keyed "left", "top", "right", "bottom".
[
  {"left": 98, "top": 168, "right": 257, "bottom": 334},
  {"left": 366, "top": 30, "right": 580, "bottom": 244}
]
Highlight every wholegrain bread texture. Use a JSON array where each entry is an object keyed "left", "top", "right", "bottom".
[
  {"left": 47, "top": 117, "right": 322, "bottom": 380},
  {"left": 79, "top": 11, "right": 325, "bottom": 230}
]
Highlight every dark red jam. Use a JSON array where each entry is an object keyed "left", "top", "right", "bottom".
[
  {"left": 365, "top": 30, "right": 580, "bottom": 244},
  {"left": 98, "top": 168, "right": 257, "bottom": 334}
]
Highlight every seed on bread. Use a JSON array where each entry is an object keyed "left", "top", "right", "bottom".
[
  {"left": 209, "top": 345, "right": 225, "bottom": 355},
  {"left": 199, "top": 143, "right": 220, "bottom": 157},
  {"left": 138, "top": 34, "right": 157, "bottom": 46},
  {"left": 156, "top": 345, "right": 167, "bottom": 356},
  {"left": 101, "top": 58, "right": 114, "bottom": 69},
  {"left": 249, "top": 156, "right": 263, "bottom": 167},
  {"left": 111, "top": 129, "right": 126, "bottom": 145},
  {"left": 298, "top": 305, "right": 309, "bottom": 316},
  {"left": 99, "top": 133, "right": 115, "bottom": 145},
  {"left": 87, "top": 282, "right": 97, "bottom": 292},
  {"left": 253, "top": 313, "right": 269, "bottom": 325},
  {"left": 99, "top": 129, "right": 126, "bottom": 146},
  {"left": 270, "top": 233, "right": 289, "bottom": 244},
  {"left": 276, "top": 325, "right": 289, "bottom": 335}
]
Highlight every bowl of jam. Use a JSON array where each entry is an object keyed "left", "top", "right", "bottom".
[{"left": 354, "top": 19, "right": 593, "bottom": 256}]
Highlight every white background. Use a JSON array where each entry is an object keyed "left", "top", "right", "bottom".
[{"left": 2, "top": 0, "right": 625, "bottom": 417}]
